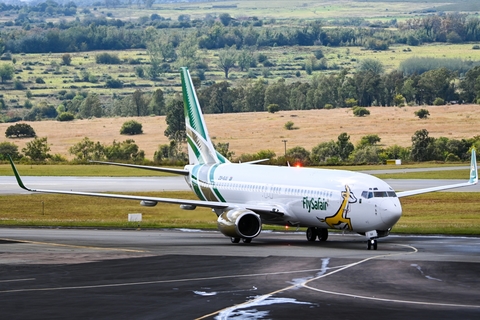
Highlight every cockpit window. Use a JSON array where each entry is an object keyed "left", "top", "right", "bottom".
[{"left": 362, "top": 190, "right": 397, "bottom": 198}]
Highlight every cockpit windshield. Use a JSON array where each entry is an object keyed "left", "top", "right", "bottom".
[{"left": 361, "top": 190, "right": 397, "bottom": 198}]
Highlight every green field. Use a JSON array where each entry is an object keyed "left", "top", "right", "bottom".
[
  {"left": 0, "top": 162, "right": 472, "bottom": 179},
  {"left": 1, "top": 191, "right": 478, "bottom": 236}
]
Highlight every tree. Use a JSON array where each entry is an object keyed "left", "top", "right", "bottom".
[
  {"left": 336, "top": 132, "right": 354, "bottom": 161},
  {"left": 351, "top": 146, "right": 381, "bottom": 164},
  {"left": 286, "top": 146, "right": 310, "bottom": 166},
  {"left": 415, "top": 108, "right": 430, "bottom": 119},
  {"left": 120, "top": 120, "right": 143, "bottom": 135},
  {"left": 237, "top": 49, "right": 254, "bottom": 72},
  {"left": 0, "top": 142, "right": 21, "bottom": 160},
  {"left": 310, "top": 140, "right": 338, "bottom": 164},
  {"left": 411, "top": 129, "right": 435, "bottom": 161},
  {"left": 218, "top": 45, "right": 237, "bottom": 79},
  {"left": 61, "top": 53, "right": 72, "bottom": 66},
  {"left": 0, "top": 64, "right": 14, "bottom": 83},
  {"left": 131, "top": 90, "right": 149, "bottom": 117},
  {"left": 214, "top": 142, "right": 234, "bottom": 160},
  {"left": 22, "top": 137, "right": 51, "bottom": 161},
  {"left": 105, "top": 139, "right": 145, "bottom": 162},
  {"left": 69, "top": 137, "right": 105, "bottom": 161},
  {"left": 358, "top": 134, "right": 381, "bottom": 148},
  {"left": 5, "top": 123, "right": 36, "bottom": 138},
  {"left": 177, "top": 34, "right": 198, "bottom": 70},
  {"left": 358, "top": 58, "right": 385, "bottom": 75},
  {"left": 149, "top": 88, "right": 165, "bottom": 115},
  {"left": 219, "top": 13, "right": 233, "bottom": 26},
  {"left": 164, "top": 99, "right": 186, "bottom": 142},
  {"left": 79, "top": 93, "right": 103, "bottom": 118}
]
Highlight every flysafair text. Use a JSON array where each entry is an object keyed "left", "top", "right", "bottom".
[{"left": 8, "top": 67, "right": 479, "bottom": 250}]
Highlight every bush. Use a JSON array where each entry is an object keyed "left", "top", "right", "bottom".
[
  {"left": 13, "top": 80, "right": 25, "bottom": 90},
  {"left": 105, "top": 78, "right": 123, "bottom": 88},
  {"left": 57, "top": 112, "right": 75, "bottom": 121},
  {"left": 352, "top": 106, "right": 370, "bottom": 117},
  {"left": 0, "top": 141, "right": 21, "bottom": 160},
  {"left": 433, "top": 97, "right": 445, "bottom": 105},
  {"left": 120, "top": 120, "right": 143, "bottom": 135},
  {"left": 267, "top": 104, "right": 279, "bottom": 113},
  {"left": 414, "top": 108, "right": 430, "bottom": 119},
  {"left": 95, "top": 53, "right": 121, "bottom": 64},
  {"left": 284, "top": 121, "right": 298, "bottom": 130},
  {"left": 35, "top": 77, "right": 45, "bottom": 84},
  {"left": 5, "top": 123, "right": 36, "bottom": 138}
]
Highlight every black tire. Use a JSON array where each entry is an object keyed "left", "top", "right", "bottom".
[
  {"left": 231, "top": 237, "right": 240, "bottom": 243},
  {"left": 367, "top": 240, "right": 372, "bottom": 250},
  {"left": 306, "top": 227, "right": 317, "bottom": 241},
  {"left": 318, "top": 228, "right": 328, "bottom": 241},
  {"left": 242, "top": 238, "right": 252, "bottom": 244},
  {"left": 373, "top": 240, "right": 378, "bottom": 250}
]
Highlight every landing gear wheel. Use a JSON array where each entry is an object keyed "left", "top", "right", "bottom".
[
  {"left": 242, "top": 238, "right": 252, "bottom": 244},
  {"left": 367, "top": 239, "right": 378, "bottom": 250},
  {"left": 231, "top": 237, "right": 240, "bottom": 243},
  {"left": 306, "top": 227, "right": 317, "bottom": 241},
  {"left": 318, "top": 228, "right": 328, "bottom": 241}
]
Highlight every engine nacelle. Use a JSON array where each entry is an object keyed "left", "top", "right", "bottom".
[
  {"left": 140, "top": 200, "right": 157, "bottom": 207},
  {"left": 217, "top": 209, "right": 262, "bottom": 239}
]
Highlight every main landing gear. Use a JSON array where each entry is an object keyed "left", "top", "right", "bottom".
[
  {"left": 230, "top": 237, "right": 252, "bottom": 244},
  {"left": 306, "top": 227, "right": 329, "bottom": 242}
]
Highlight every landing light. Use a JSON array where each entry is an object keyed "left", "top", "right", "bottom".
[{"left": 285, "top": 225, "right": 289, "bottom": 230}]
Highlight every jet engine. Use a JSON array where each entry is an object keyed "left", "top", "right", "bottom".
[
  {"left": 217, "top": 209, "right": 262, "bottom": 239},
  {"left": 140, "top": 200, "right": 157, "bottom": 207}
]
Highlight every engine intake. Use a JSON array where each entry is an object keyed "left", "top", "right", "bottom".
[{"left": 217, "top": 209, "right": 262, "bottom": 239}]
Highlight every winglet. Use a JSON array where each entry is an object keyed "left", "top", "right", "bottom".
[
  {"left": 469, "top": 148, "right": 478, "bottom": 184},
  {"left": 7, "top": 155, "right": 29, "bottom": 191}
]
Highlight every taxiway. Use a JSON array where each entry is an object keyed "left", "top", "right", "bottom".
[{"left": 0, "top": 228, "right": 479, "bottom": 319}]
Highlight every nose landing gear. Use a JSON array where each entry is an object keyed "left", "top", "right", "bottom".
[{"left": 365, "top": 230, "right": 378, "bottom": 250}]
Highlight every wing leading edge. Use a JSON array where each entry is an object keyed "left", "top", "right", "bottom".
[
  {"left": 7, "top": 156, "right": 288, "bottom": 219},
  {"left": 396, "top": 149, "right": 478, "bottom": 198}
]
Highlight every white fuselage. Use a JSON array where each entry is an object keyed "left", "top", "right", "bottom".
[{"left": 185, "top": 163, "right": 402, "bottom": 234}]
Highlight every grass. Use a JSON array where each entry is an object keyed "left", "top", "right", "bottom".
[
  {"left": 2, "top": 104, "right": 479, "bottom": 161},
  {"left": 0, "top": 162, "right": 471, "bottom": 178},
  {"left": 1, "top": 191, "right": 479, "bottom": 236},
  {"left": 0, "top": 164, "right": 176, "bottom": 177}
]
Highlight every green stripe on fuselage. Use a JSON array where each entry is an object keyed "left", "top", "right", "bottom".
[{"left": 209, "top": 164, "right": 226, "bottom": 203}]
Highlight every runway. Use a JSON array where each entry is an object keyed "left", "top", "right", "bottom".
[
  {"left": 0, "top": 228, "right": 479, "bottom": 319},
  {"left": 1, "top": 175, "right": 480, "bottom": 195}
]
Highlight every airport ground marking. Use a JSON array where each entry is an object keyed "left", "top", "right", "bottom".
[{"left": 0, "top": 238, "right": 146, "bottom": 253}]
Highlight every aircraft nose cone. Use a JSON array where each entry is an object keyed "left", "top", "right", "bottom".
[{"left": 379, "top": 198, "right": 402, "bottom": 227}]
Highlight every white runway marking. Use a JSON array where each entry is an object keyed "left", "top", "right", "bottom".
[{"left": 0, "top": 278, "right": 35, "bottom": 283}]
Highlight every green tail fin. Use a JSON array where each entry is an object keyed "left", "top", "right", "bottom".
[{"left": 180, "top": 67, "right": 228, "bottom": 165}]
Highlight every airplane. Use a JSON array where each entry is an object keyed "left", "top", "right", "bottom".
[{"left": 8, "top": 67, "right": 479, "bottom": 250}]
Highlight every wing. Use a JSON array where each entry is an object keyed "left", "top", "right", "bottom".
[
  {"left": 396, "top": 149, "right": 478, "bottom": 198},
  {"left": 89, "top": 160, "right": 189, "bottom": 176},
  {"left": 8, "top": 156, "right": 288, "bottom": 220}
]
